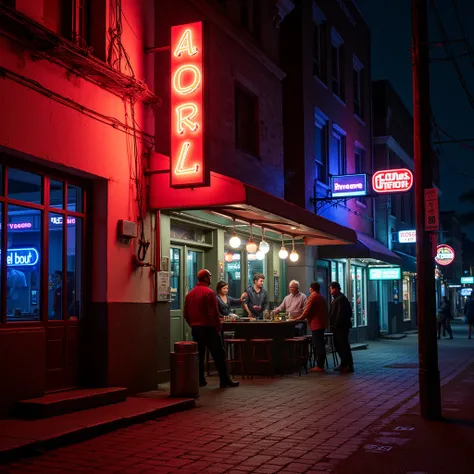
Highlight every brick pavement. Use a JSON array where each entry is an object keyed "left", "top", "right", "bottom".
[{"left": 2, "top": 324, "right": 474, "bottom": 474}]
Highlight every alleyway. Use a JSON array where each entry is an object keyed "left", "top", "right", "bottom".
[{"left": 2, "top": 324, "right": 474, "bottom": 474}]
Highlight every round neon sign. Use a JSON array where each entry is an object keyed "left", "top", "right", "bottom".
[{"left": 435, "top": 244, "right": 455, "bottom": 266}]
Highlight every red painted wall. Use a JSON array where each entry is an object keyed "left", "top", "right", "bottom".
[{"left": 0, "top": 0, "right": 156, "bottom": 303}]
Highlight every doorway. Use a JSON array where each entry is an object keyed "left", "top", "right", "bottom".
[
  {"left": 378, "top": 281, "right": 389, "bottom": 333},
  {"left": 169, "top": 245, "right": 205, "bottom": 349}
]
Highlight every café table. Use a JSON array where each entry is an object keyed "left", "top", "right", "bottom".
[{"left": 222, "top": 319, "right": 308, "bottom": 375}]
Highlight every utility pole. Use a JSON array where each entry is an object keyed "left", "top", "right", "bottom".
[{"left": 412, "top": 0, "right": 442, "bottom": 420}]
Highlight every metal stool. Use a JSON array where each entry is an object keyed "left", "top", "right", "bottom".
[
  {"left": 303, "top": 335, "right": 314, "bottom": 368},
  {"left": 224, "top": 338, "right": 247, "bottom": 379},
  {"left": 324, "top": 332, "right": 339, "bottom": 368},
  {"left": 283, "top": 337, "right": 309, "bottom": 376},
  {"left": 249, "top": 338, "right": 274, "bottom": 379}
]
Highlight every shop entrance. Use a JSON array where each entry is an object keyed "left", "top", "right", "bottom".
[
  {"left": 378, "top": 281, "right": 389, "bottom": 333},
  {"left": 169, "top": 245, "right": 205, "bottom": 349}
]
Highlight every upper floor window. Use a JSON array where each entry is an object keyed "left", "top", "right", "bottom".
[
  {"left": 331, "top": 28, "right": 344, "bottom": 100},
  {"left": 312, "top": 4, "right": 327, "bottom": 82},
  {"left": 235, "top": 84, "right": 259, "bottom": 157},
  {"left": 315, "top": 109, "right": 329, "bottom": 185},
  {"left": 43, "top": 0, "right": 105, "bottom": 60},
  {"left": 354, "top": 147, "right": 365, "bottom": 174},
  {"left": 240, "top": 0, "right": 260, "bottom": 40},
  {"left": 353, "top": 56, "right": 364, "bottom": 119},
  {"left": 332, "top": 125, "right": 346, "bottom": 176}
]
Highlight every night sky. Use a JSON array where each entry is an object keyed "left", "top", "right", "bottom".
[{"left": 356, "top": 0, "right": 474, "bottom": 237}]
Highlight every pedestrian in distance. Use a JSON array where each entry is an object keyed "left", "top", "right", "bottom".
[
  {"left": 328, "top": 281, "right": 354, "bottom": 373},
  {"left": 437, "top": 296, "right": 453, "bottom": 339},
  {"left": 293, "top": 282, "right": 328, "bottom": 373},
  {"left": 184, "top": 269, "right": 240, "bottom": 389},
  {"left": 464, "top": 293, "right": 474, "bottom": 339}
]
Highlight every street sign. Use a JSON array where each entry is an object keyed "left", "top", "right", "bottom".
[
  {"left": 461, "top": 276, "right": 474, "bottom": 284},
  {"left": 424, "top": 188, "right": 439, "bottom": 231},
  {"left": 369, "top": 267, "right": 402, "bottom": 281}
]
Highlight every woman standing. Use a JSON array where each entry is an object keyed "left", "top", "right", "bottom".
[
  {"left": 216, "top": 280, "right": 246, "bottom": 320},
  {"left": 437, "top": 296, "right": 453, "bottom": 339},
  {"left": 464, "top": 294, "right": 474, "bottom": 339}
]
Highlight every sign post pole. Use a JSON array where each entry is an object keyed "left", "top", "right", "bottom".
[{"left": 412, "top": 0, "right": 441, "bottom": 420}]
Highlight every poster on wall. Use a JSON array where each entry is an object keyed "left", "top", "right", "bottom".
[{"left": 157, "top": 271, "right": 171, "bottom": 302}]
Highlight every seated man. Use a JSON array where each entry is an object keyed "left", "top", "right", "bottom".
[{"left": 273, "top": 280, "right": 307, "bottom": 335}]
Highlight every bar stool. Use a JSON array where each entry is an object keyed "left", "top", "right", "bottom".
[
  {"left": 303, "top": 335, "right": 314, "bottom": 369},
  {"left": 324, "top": 332, "right": 339, "bottom": 369},
  {"left": 249, "top": 338, "right": 274, "bottom": 379},
  {"left": 224, "top": 338, "right": 247, "bottom": 379},
  {"left": 283, "top": 337, "right": 309, "bottom": 376}
]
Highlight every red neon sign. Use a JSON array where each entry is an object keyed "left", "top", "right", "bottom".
[
  {"left": 170, "top": 22, "right": 208, "bottom": 188},
  {"left": 372, "top": 168, "right": 413, "bottom": 194},
  {"left": 435, "top": 244, "right": 455, "bottom": 266}
]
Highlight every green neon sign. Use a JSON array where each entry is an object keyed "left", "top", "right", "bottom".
[{"left": 369, "top": 267, "right": 401, "bottom": 281}]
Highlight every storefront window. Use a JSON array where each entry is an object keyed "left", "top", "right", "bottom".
[
  {"left": 68, "top": 217, "right": 83, "bottom": 319},
  {"left": 331, "top": 261, "right": 346, "bottom": 294},
  {"left": 6, "top": 205, "right": 41, "bottom": 322},
  {"left": 1, "top": 167, "right": 86, "bottom": 325},
  {"left": 247, "top": 253, "right": 265, "bottom": 285},
  {"left": 187, "top": 250, "right": 202, "bottom": 294},
  {"left": 403, "top": 276, "right": 411, "bottom": 321},
  {"left": 350, "top": 265, "right": 367, "bottom": 327},
  {"left": 224, "top": 250, "right": 241, "bottom": 297},
  {"left": 170, "top": 247, "right": 181, "bottom": 310}
]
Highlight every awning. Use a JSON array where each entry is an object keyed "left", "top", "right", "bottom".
[
  {"left": 393, "top": 250, "right": 417, "bottom": 273},
  {"left": 317, "top": 232, "right": 401, "bottom": 265},
  {"left": 148, "top": 162, "right": 357, "bottom": 246}
]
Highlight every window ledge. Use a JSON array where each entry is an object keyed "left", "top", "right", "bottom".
[
  {"left": 332, "top": 93, "right": 346, "bottom": 107},
  {"left": 355, "top": 200, "right": 368, "bottom": 208},
  {"left": 315, "top": 180, "right": 330, "bottom": 190},
  {"left": 313, "top": 75, "right": 328, "bottom": 89},
  {"left": 0, "top": 5, "right": 159, "bottom": 105},
  {"left": 354, "top": 114, "right": 366, "bottom": 127}
]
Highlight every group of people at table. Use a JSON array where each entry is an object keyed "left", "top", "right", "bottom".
[{"left": 184, "top": 269, "right": 354, "bottom": 389}]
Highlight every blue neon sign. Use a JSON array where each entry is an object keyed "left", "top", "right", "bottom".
[{"left": 1, "top": 248, "right": 40, "bottom": 267}]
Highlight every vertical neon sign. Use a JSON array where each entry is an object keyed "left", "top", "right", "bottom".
[{"left": 170, "top": 22, "right": 208, "bottom": 188}]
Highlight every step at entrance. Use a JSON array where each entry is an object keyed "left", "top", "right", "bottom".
[{"left": 13, "top": 387, "right": 127, "bottom": 419}]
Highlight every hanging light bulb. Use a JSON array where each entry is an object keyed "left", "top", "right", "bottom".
[
  {"left": 256, "top": 250, "right": 265, "bottom": 260},
  {"left": 229, "top": 219, "right": 241, "bottom": 248},
  {"left": 259, "top": 227, "right": 270, "bottom": 254},
  {"left": 248, "top": 252, "right": 257, "bottom": 261},
  {"left": 279, "top": 234, "right": 288, "bottom": 259},
  {"left": 246, "top": 224, "right": 258, "bottom": 253},
  {"left": 289, "top": 237, "right": 299, "bottom": 262},
  {"left": 224, "top": 251, "right": 233, "bottom": 263}
]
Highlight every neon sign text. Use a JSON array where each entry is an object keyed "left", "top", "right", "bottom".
[
  {"left": 372, "top": 168, "right": 413, "bottom": 194},
  {"left": 1, "top": 248, "right": 39, "bottom": 267},
  {"left": 398, "top": 230, "right": 416, "bottom": 243},
  {"left": 170, "top": 22, "right": 207, "bottom": 187},
  {"left": 435, "top": 244, "right": 455, "bottom": 266}
]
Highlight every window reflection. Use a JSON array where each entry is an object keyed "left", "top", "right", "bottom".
[
  {"left": 67, "top": 217, "right": 82, "bottom": 319},
  {"left": 224, "top": 250, "right": 241, "bottom": 297},
  {"left": 48, "top": 213, "right": 63, "bottom": 320},
  {"left": 50, "top": 180, "right": 64, "bottom": 209},
  {"left": 6, "top": 205, "right": 41, "bottom": 321},
  {"left": 8, "top": 169, "right": 42, "bottom": 204},
  {"left": 67, "top": 184, "right": 83, "bottom": 212},
  {"left": 170, "top": 248, "right": 181, "bottom": 310},
  {"left": 247, "top": 253, "right": 265, "bottom": 284}
]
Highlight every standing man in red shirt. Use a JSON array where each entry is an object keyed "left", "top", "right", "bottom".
[
  {"left": 184, "top": 269, "right": 239, "bottom": 389},
  {"left": 294, "top": 282, "right": 328, "bottom": 372}
]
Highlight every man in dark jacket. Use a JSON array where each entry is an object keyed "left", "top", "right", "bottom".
[
  {"left": 328, "top": 281, "right": 354, "bottom": 373},
  {"left": 184, "top": 269, "right": 239, "bottom": 389}
]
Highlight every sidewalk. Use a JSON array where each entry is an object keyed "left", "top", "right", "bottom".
[
  {"left": 1, "top": 326, "right": 473, "bottom": 473},
  {"left": 335, "top": 361, "right": 474, "bottom": 474}
]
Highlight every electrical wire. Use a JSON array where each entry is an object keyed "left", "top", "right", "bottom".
[
  {"left": 429, "top": 0, "right": 474, "bottom": 111},
  {"left": 450, "top": 0, "right": 474, "bottom": 70}
]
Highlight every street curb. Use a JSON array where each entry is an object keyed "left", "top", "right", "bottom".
[
  {"left": 0, "top": 398, "right": 195, "bottom": 465},
  {"left": 351, "top": 343, "right": 368, "bottom": 351}
]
